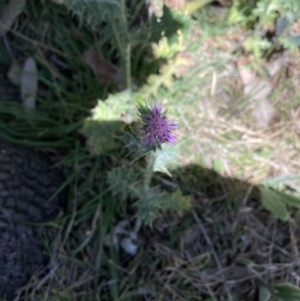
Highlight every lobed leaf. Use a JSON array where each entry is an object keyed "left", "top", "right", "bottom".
[
  {"left": 153, "top": 143, "right": 179, "bottom": 176},
  {"left": 107, "top": 167, "right": 139, "bottom": 201}
]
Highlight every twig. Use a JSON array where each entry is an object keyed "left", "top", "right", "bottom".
[{"left": 192, "top": 209, "right": 233, "bottom": 301}]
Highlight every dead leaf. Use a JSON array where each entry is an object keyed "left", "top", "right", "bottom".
[
  {"left": 20, "top": 57, "right": 38, "bottom": 110},
  {"left": 164, "top": 0, "right": 185, "bottom": 9},
  {"left": 7, "top": 60, "right": 21, "bottom": 86},
  {"left": 0, "top": 0, "right": 26, "bottom": 37},
  {"left": 251, "top": 98, "right": 277, "bottom": 128},
  {"left": 83, "top": 48, "right": 123, "bottom": 85}
]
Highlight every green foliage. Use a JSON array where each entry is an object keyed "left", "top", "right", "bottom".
[
  {"left": 160, "top": 189, "right": 191, "bottom": 215},
  {"left": 228, "top": 0, "right": 300, "bottom": 58},
  {"left": 259, "top": 283, "right": 300, "bottom": 301},
  {"left": 81, "top": 90, "right": 135, "bottom": 155},
  {"left": 61, "top": 0, "right": 192, "bottom": 91},
  {"left": 107, "top": 167, "right": 140, "bottom": 201},
  {"left": 134, "top": 187, "right": 191, "bottom": 226},
  {"left": 140, "top": 53, "right": 190, "bottom": 97},
  {"left": 153, "top": 143, "right": 179, "bottom": 176},
  {"left": 258, "top": 185, "right": 300, "bottom": 221},
  {"left": 118, "top": 131, "right": 143, "bottom": 156},
  {"left": 61, "top": 0, "right": 122, "bottom": 25},
  {"left": 106, "top": 136, "right": 190, "bottom": 226},
  {"left": 273, "top": 283, "right": 300, "bottom": 301},
  {"left": 63, "top": 0, "right": 194, "bottom": 226},
  {"left": 259, "top": 286, "right": 272, "bottom": 301},
  {"left": 244, "top": 36, "right": 272, "bottom": 58}
]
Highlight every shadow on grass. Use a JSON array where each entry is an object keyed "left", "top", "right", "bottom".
[
  {"left": 0, "top": 105, "right": 298, "bottom": 300},
  {"left": 131, "top": 163, "right": 298, "bottom": 301}
]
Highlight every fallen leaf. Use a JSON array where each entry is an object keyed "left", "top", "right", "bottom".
[
  {"left": 20, "top": 57, "right": 38, "bottom": 110},
  {"left": 251, "top": 98, "right": 277, "bottom": 128},
  {"left": 164, "top": 0, "right": 185, "bottom": 9},
  {"left": 83, "top": 48, "right": 123, "bottom": 85},
  {"left": 0, "top": 0, "right": 26, "bottom": 37},
  {"left": 7, "top": 60, "right": 21, "bottom": 86}
]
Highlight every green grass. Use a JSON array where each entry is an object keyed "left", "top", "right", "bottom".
[{"left": 1, "top": 1, "right": 300, "bottom": 301}]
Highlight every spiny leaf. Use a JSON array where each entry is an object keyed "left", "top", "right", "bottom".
[
  {"left": 153, "top": 143, "right": 179, "bottom": 176},
  {"left": 252, "top": 0, "right": 279, "bottom": 25},
  {"left": 133, "top": 187, "right": 162, "bottom": 226},
  {"left": 152, "top": 30, "right": 184, "bottom": 60},
  {"left": 140, "top": 54, "right": 190, "bottom": 97},
  {"left": 160, "top": 189, "right": 191, "bottom": 215},
  {"left": 61, "top": 0, "right": 122, "bottom": 25},
  {"left": 82, "top": 90, "right": 135, "bottom": 155},
  {"left": 244, "top": 36, "right": 272, "bottom": 58},
  {"left": 180, "top": 0, "right": 213, "bottom": 16},
  {"left": 107, "top": 167, "right": 139, "bottom": 201},
  {"left": 82, "top": 120, "right": 124, "bottom": 155},
  {"left": 134, "top": 187, "right": 191, "bottom": 226},
  {"left": 118, "top": 131, "right": 142, "bottom": 155}
]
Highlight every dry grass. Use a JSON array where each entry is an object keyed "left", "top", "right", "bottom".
[{"left": 1, "top": 2, "right": 300, "bottom": 301}]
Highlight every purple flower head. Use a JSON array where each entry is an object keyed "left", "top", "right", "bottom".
[{"left": 138, "top": 103, "right": 179, "bottom": 148}]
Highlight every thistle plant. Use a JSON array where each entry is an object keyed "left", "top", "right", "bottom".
[{"left": 107, "top": 100, "right": 190, "bottom": 227}]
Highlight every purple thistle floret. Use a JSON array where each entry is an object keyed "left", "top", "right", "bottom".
[{"left": 140, "top": 103, "right": 179, "bottom": 147}]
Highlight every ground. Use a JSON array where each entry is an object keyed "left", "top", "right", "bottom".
[{"left": 0, "top": 1, "right": 300, "bottom": 301}]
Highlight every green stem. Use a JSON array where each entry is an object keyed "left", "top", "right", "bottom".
[
  {"left": 125, "top": 43, "right": 132, "bottom": 91},
  {"left": 143, "top": 151, "right": 155, "bottom": 189},
  {"left": 119, "top": 0, "right": 132, "bottom": 91}
]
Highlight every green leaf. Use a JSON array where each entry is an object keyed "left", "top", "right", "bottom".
[
  {"left": 274, "top": 282, "right": 300, "bottom": 301},
  {"left": 133, "top": 187, "right": 163, "bottom": 226},
  {"left": 259, "top": 185, "right": 289, "bottom": 221},
  {"left": 252, "top": 0, "right": 279, "bottom": 25},
  {"left": 264, "top": 175, "right": 300, "bottom": 187},
  {"left": 61, "top": 0, "right": 122, "bottom": 25},
  {"left": 153, "top": 144, "right": 179, "bottom": 176},
  {"left": 259, "top": 185, "right": 300, "bottom": 221},
  {"left": 82, "top": 119, "right": 124, "bottom": 155},
  {"left": 244, "top": 36, "right": 272, "bottom": 58},
  {"left": 82, "top": 90, "right": 135, "bottom": 155},
  {"left": 134, "top": 188, "right": 191, "bottom": 226},
  {"left": 91, "top": 90, "right": 134, "bottom": 121},
  {"left": 259, "top": 286, "right": 271, "bottom": 301},
  {"left": 118, "top": 131, "right": 142, "bottom": 155},
  {"left": 160, "top": 189, "right": 191, "bottom": 215},
  {"left": 107, "top": 167, "right": 139, "bottom": 201}
]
